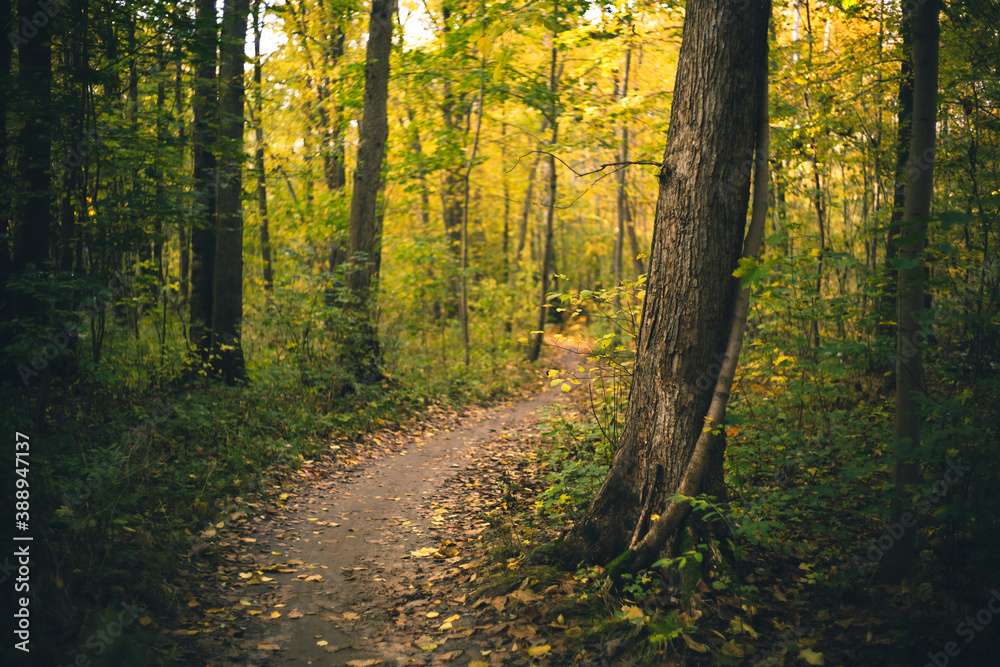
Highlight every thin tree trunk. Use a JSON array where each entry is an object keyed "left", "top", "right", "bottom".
[
  {"left": 561, "top": 0, "right": 770, "bottom": 568},
  {"left": 614, "top": 41, "right": 631, "bottom": 289},
  {"left": 879, "top": 0, "right": 938, "bottom": 584},
  {"left": 811, "top": 151, "right": 826, "bottom": 348},
  {"left": 253, "top": 0, "right": 274, "bottom": 293},
  {"left": 460, "top": 41, "right": 486, "bottom": 368},
  {"left": 527, "top": 20, "right": 560, "bottom": 363},
  {"left": 174, "top": 49, "right": 189, "bottom": 301},
  {"left": 211, "top": 0, "right": 250, "bottom": 384},
  {"left": 513, "top": 152, "right": 542, "bottom": 272},
  {"left": 625, "top": 196, "right": 645, "bottom": 276},
  {"left": 344, "top": 0, "right": 396, "bottom": 381},
  {"left": 189, "top": 0, "right": 218, "bottom": 362},
  {"left": 881, "top": 16, "right": 913, "bottom": 336}
]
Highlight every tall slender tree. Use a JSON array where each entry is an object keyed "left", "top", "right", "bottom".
[
  {"left": 211, "top": 0, "right": 250, "bottom": 384},
  {"left": 526, "top": 7, "right": 560, "bottom": 363},
  {"left": 344, "top": 0, "right": 396, "bottom": 381},
  {"left": 879, "top": 0, "right": 939, "bottom": 583},
  {"left": 189, "top": 0, "right": 219, "bottom": 362},
  {"left": 252, "top": 0, "right": 274, "bottom": 293}
]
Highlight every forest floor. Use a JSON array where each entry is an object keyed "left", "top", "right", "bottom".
[{"left": 168, "top": 347, "right": 579, "bottom": 667}]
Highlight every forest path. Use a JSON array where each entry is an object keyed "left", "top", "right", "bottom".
[{"left": 211, "top": 345, "right": 583, "bottom": 667}]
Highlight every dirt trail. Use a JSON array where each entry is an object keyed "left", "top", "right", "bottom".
[{"left": 230, "top": 378, "right": 573, "bottom": 667}]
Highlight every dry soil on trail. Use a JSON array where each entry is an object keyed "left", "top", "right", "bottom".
[{"left": 190, "top": 370, "right": 575, "bottom": 667}]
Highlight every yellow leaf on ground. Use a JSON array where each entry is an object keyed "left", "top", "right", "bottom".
[
  {"left": 317, "top": 640, "right": 328, "bottom": 647},
  {"left": 270, "top": 611, "right": 281, "bottom": 619},
  {"left": 413, "top": 635, "right": 438, "bottom": 651},
  {"left": 624, "top": 605, "right": 644, "bottom": 621},
  {"left": 527, "top": 645, "right": 551, "bottom": 657},
  {"left": 256, "top": 643, "right": 280, "bottom": 650},
  {"left": 410, "top": 547, "right": 439, "bottom": 558},
  {"left": 682, "top": 634, "right": 709, "bottom": 653},
  {"left": 342, "top": 612, "right": 360, "bottom": 620},
  {"left": 799, "top": 648, "right": 825, "bottom": 665}
]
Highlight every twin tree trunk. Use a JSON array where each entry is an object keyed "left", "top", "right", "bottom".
[
  {"left": 564, "top": 0, "right": 770, "bottom": 568},
  {"left": 344, "top": 0, "right": 395, "bottom": 382}
]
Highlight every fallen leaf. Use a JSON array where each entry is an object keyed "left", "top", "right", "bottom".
[
  {"left": 317, "top": 640, "right": 328, "bottom": 647},
  {"left": 256, "top": 643, "right": 280, "bottom": 650},
  {"left": 527, "top": 645, "right": 550, "bottom": 657},
  {"left": 413, "top": 635, "right": 438, "bottom": 651},
  {"left": 410, "top": 547, "right": 439, "bottom": 558},
  {"left": 799, "top": 648, "right": 825, "bottom": 665},
  {"left": 270, "top": 611, "right": 281, "bottom": 619},
  {"left": 682, "top": 634, "right": 709, "bottom": 653},
  {"left": 342, "top": 612, "right": 360, "bottom": 620},
  {"left": 346, "top": 660, "right": 382, "bottom": 667}
]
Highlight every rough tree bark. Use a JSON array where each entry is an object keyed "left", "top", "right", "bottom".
[
  {"left": 344, "top": 0, "right": 395, "bottom": 381},
  {"left": 879, "top": 0, "right": 939, "bottom": 583},
  {"left": 560, "top": 0, "right": 770, "bottom": 569}
]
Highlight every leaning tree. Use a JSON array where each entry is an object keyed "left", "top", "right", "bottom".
[{"left": 560, "top": 0, "right": 771, "bottom": 573}]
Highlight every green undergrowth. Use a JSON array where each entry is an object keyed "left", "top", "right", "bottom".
[
  {"left": 2, "top": 312, "right": 538, "bottom": 666},
  {"left": 486, "top": 319, "right": 1000, "bottom": 664}
]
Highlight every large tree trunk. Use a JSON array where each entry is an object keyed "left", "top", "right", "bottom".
[
  {"left": 211, "top": 0, "right": 249, "bottom": 384},
  {"left": 563, "top": 0, "right": 770, "bottom": 567},
  {"left": 344, "top": 0, "right": 395, "bottom": 381},
  {"left": 878, "top": 0, "right": 939, "bottom": 584},
  {"left": 189, "top": 0, "right": 218, "bottom": 363}
]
